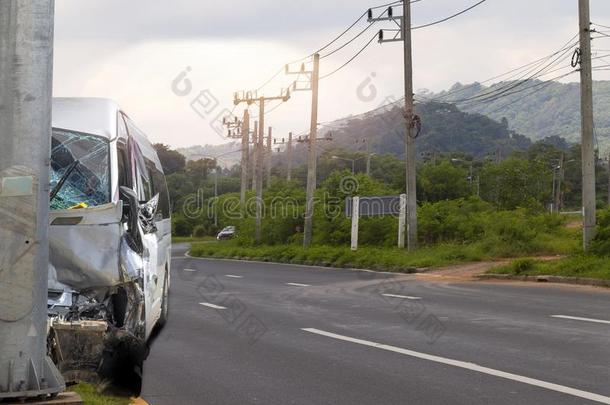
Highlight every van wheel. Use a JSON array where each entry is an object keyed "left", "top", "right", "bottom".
[{"left": 157, "top": 270, "right": 169, "bottom": 327}]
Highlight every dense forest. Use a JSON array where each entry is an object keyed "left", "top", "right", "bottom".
[{"left": 422, "top": 80, "right": 610, "bottom": 150}]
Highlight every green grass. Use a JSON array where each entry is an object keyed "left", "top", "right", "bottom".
[
  {"left": 188, "top": 224, "right": 580, "bottom": 273},
  {"left": 489, "top": 255, "right": 610, "bottom": 280},
  {"left": 72, "top": 383, "right": 131, "bottom": 405},
  {"left": 190, "top": 241, "right": 495, "bottom": 272}
]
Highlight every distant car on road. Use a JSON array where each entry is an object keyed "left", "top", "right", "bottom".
[{"left": 217, "top": 226, "right": 236, "bottom": 240}]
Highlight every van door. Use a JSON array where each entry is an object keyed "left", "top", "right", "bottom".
[{"left": 123, "top": 117, "right": 163, "bottom": 338}]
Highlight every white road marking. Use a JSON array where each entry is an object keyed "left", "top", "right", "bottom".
[
  {"left": 382, "top": 293, "right": 421, "bottom": 300},
  {"left": 184, "top": 268, "right": 197, "bottom": 272},
  {"left": 551, "top": 315, "right": 610, "bottom": 325},
  {"left": 225, "top": 275, "right": 243, "bottom": 278},
  {"left": 301, "top": 328, "right": 610, "bottom": 405},
  {"left": 286, "top": 282, "right": 310, "bottom": 287},
  {"left": 199, "top": 302, "right": 226, "bottom": 310}
]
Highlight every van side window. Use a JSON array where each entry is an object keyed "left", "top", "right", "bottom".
[
  {"left": 117, "top": 141, "right": 130, "bottom": 188},
  {"left": 133, "top": 142, "right": 153, "bottom": 203},
  {"left": 148, "top": 162, "right": 170, "bottom": 219}
]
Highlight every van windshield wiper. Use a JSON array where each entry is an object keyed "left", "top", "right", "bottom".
[{"left": 50, "top": 159, "right": 80, "bottom": 202}]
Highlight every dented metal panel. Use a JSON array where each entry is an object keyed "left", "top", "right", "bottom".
[{"left": 49, "top": 202, "right": 123, "bottom": 290}]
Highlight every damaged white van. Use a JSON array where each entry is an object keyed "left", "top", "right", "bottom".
[{"left": 47, "top": 98, "right": 171, "bottom": 386}]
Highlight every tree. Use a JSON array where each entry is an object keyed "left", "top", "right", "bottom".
[
  {"left": 418, "top": 160, "right": 470, "bottom": 202},
  {"left": 153, "top": 143, "right": 186, "bottom": 175}
]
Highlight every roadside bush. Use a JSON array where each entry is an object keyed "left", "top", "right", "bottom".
[
  {"left": 590, "top": 208, "right": 610, "bottom": 256},
  {"left": 192, "top": 225, "right": 207, "bottom": 238},
  {"left": 173, "top": 215, "right": 194, "bottom": 237},
  {"left": 510, "top": 258, "right": 536, "bottom": 275},
  {"left": 418, "top": 198, "right": 566, "bottom": 256}
]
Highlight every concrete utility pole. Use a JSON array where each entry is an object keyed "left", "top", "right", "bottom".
[
  {"left": 256, "top": 101, "right": 265, "bottom": 243},
  {"left": 251, "top": 123, "right": 258, "bottom": 192},
  {"left": 240, "top": 110, "right": 250, "bottom": 208},
  {"left": 254, "top": 101, "right": 265, "bottom": 243},
  {"left": 287, "top": 132, "right": 293, "bottom": 181},
  {"left": 402, "top": 0, "right": 418, "bottom": 251},
  {"left": 579, "top": 0, "right": 596, "bottom": 250},
  {"left": 0, "top": 1, "right": 65, "bottom": 400},
  {"left": 370, "top": 2, "right": 417, "bottom": 250},
  {"left": 303, "top": 54, "right": 320, "bottom": 247},
  {"left": 286, "top": 55, "right": 320, "bottom": 247},
  {"left": 234, "top": 90, "right": 290, "bottom": 243},
  {"left": 266, "top": 127, "right": 272, "bottom": 187}
]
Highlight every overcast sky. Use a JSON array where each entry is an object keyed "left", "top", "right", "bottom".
[{"left": 53, "top": 0, "right": 610, "bottom": 148}]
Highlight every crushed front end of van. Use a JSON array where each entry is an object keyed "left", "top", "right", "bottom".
[
  {"left": 47, "top": 201, "right": 151, "bottom": 387},
  {"left": 45, "top": 99, "right": 172, "bottom": 391}
]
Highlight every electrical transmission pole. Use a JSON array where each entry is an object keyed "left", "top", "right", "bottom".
[
  {"left": 578, "top": 0, "right": 596, "bottom": 250},
  {"left": 274, "top": 133, "right": 295, "bottom": 181},
  {"left": 0, "top": 1, "right": 65, "bottom": 399},
  {"left": 240, "top": 110, "right": 250, "bottom": 208},
  {"left": 223, "top": 114, "right": 249, "bottom": 208},
  {"left": 266, "top": 126, "right": 272, "bottom": 187},
  {"left": 234, "top": 90, "right": 290, "bottom": 243},
  {"left": 370, "top": 2, "right": 418, "bottom": 250},
  {"left": 286, "top": 54, "right": 320, "bottom": 247},
  {"left": 251, "top": 123, "right": 258, "bottom": 191},
  {"left": 287, "top": 132, "right": 293, "bottom": 181},
  {"left": 256, "top": 100, "right": 264, "bottom": 243}
]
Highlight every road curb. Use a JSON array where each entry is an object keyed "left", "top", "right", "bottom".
[
  {"left": 477, "top": 273, "right": 610, "bottom": 288},
  {"left": 183, "top": 251, "right": 417, "bottom": 276}
]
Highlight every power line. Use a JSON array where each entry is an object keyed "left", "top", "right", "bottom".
[
  {"left": 412, "top": 0, "right": 488, "bottom": 30},
  {"left": 256, "top": 0, "right": 413, "bottom": 93},
  {"left": 320, "top": 18, "right": 377, "bottom": 59},
  {"left": 483, "top": 70, "right": 578, "bottom": 115},
  {"left": 315, "top": 12, "right": 369, "bottom": 55},
  {"left": 320, "top": 32, "right": 379, "bottom": 80},
  {"left": 448, "top": 40, "right": 577, "bottom": 105},
  {"left": 592, "top": 22, "right": 610, "bottom": 30},
  {"left": 320, "top": 4, "right": 399, "bottom": 60},
  {"left": 426, "top": 34, "right": 579, "bottom": 103}
]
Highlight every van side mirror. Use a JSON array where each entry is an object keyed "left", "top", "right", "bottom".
[{"left": 120, "top": 187, "right": 142, "bottom": 251}]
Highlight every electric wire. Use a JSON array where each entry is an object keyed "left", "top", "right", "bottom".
[
  {"left": 447, "top": 41, "right": 577, "bottom": 105},
  {"left": 483, "top": 70, "right": 578, "bottom": 115},
  {"left": 320, "top": 32, "right": 379, "bottom": 80},
  {"left": 425, "top": 34, "right": 579, "bottom": 103},
  {"left": 412, "top": 0, "right": 487, "bottom": 30},
  {"left": 256, "top": 0, "right": 409, "bottom": 92},
  {"left": 593, "top": 22, "right": 610, "bottom": 30}
]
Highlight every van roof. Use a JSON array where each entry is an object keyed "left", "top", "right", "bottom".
[{"left": 52, "top": 98, "right": 120, "bottom": 139}]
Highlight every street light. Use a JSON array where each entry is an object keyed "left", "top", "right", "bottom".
[{"left": 201, "top": 152, "right": 241, "bottom": 227}]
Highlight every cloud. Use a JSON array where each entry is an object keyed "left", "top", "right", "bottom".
[{"left": 53, "top": 0, "right": 610, "bottom": 147}]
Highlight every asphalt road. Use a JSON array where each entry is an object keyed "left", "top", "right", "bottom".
[{"left": 142, "top": 244, "right": 610, "bottom": 405}]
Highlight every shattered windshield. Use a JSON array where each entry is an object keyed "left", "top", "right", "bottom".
[{"left": 50, "top": 129, "right": 110, "bottom": 210}]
